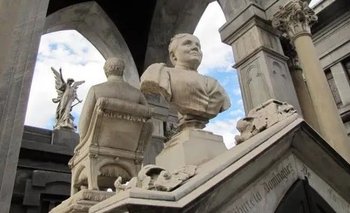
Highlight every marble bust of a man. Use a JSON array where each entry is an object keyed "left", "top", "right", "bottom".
[
  {"left": 141, "top": 33, "right": 230, "bottom": 129},
  {"left": 79, "top": 57, "right": 148, "bottom": 141}
]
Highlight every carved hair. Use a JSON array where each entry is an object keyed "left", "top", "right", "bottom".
[
  {"left": 104, "top": 57, "right": 125, "bottom": 77},
  {"left": 168, "top": 33, "right": 195, "bottom": 66}
]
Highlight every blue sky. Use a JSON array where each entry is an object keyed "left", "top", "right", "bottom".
[{"left": 24, "top": 1, "right": 321, "bottom": 149}]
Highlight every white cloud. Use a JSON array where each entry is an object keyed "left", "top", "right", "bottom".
[
  {"left": 205, "top": 116, "right": 242, "bottom": 149},
  {"left": 233, "top": 88, "right": 242, "bottom": 96},
  {"left": 194, "top": 2, "right": 234, "bottom": 75},
  {"left": 25, "top": 30, "right": 106, "bottom": 129}
]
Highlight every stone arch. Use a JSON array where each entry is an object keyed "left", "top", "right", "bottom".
[
  {"left": 276, "top": 179, "right": 336, "bottom": 213},
  {"left": 44, "top": 1, "right": 139, "bottom": 88},
  {"left": 216, "top": 0, "right": 250, "bottom": 21},
  {"left": 144, "top": 0, "right": 215, "bottom": 68}
]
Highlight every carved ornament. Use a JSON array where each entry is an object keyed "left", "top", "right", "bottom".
[
  {"left": 235, "top": 99, "right": 297, "bottom": 144},
  {"left": 272, "top": 0, "right": 317, "bottom": 41},
  {"left": 114, "top": 165, "right": 197, "bottom": 193}
]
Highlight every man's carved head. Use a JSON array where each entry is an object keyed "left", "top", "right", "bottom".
[
  {"left": 104, "top": 57, "right": 125, "bottom": 77},
  {"left": 168, "top": 33, "right": 202, "bottom": 70}
]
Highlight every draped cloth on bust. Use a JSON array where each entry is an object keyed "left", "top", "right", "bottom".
[{"left": 141, "top": 63, "right": 231, "bottom": 124}]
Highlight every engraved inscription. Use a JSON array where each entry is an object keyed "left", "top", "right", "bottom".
[
  {"left": 232, "top": 191, "right": 262, "bottom": 213},
  {"left": 230, "top": 161, "right": 295, "bottom": 213},
  {"left": 262, "top": 163, "right": 293, "bottom": 193}
]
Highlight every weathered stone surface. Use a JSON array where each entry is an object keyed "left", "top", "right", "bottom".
[
  {"left": 156, "top": 128, "right": 227, "bottom": 172},
  {"left": 0, "top": 1, "right": 49, "bottom": 212},
  {"left": 69, "top": 58, "right": 153, "bottom": 194},
  {"left": 50, "top": 190, "right": 114, "bottom": 213},
  {"left": 114, "top": 165, "right": 197, "bottom": 192},
  {"left": 311, "top": 1, "right": 350, "bottom": 137},
  {"left": 235, "top": 99, "right": 297, "bottom": 144},
  {"left": 12, "top": 126, "right": 74, "bottom": 212},
  {"left": 272, "top": 0, "right": 317, "bottom": 40},
  {"left": 23, "top": 171, "right": 71, "bottom": 209},
  {"left": 141, "top": 33, "right": 230, "bottom": 130},
  {"left": 220, "top": 11, "right": 301, "bottom": 114},
  {"left": 51, "top": 128, "right": 79, "bottom": 151},
  {"left": 141, "top": 33, "right": 230, "bottom": 173},
  {"left": 272, "top": 0, "right": 350, "bottom": 163},
  {"left": 90, "top": 118, "right": 350, "bottom": 213},
  {"left": 51, "top": 67, "right": 85, "bottom": 130}
]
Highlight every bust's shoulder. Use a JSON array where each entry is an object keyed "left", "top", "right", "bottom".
[
  {"left": 90, "top": 82, "right": 108, "bottom": 90},
  {"left": 205, "top": 74, "right": 218, "bottom": 83},
  {"left": 143, "top": 63, "right": 168, "bottom": 75},
  {"left": 141, "top": 63, "right": 171, "bottom": 83},
  {"left": 146, "top": 63, "right": 166, "bottom": 70}
]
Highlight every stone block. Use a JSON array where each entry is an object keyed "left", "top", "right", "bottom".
[
  {"left": 49, "top": 189, "right": 114, "bottom": 213},
  {"left": 51, "top": 128, "right": 79, "bottom": 151},
  {"left": 156, "top": 129, "right": 227, "bottom": 172},
  {"left": 143, "top": 136, "right": 165, "bottom": 165}
]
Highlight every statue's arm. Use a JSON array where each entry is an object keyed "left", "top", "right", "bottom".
[{"left": 78, "top": 87, "right": 96, "bottom": 139}]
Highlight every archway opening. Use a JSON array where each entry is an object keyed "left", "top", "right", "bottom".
[
  {"left": 194, "top": 1, "right": 244, "bottom": 149},
  {"left": 25, "top": 2, "right": 246, "bottom": 149},
  {"left": 24, "top": 30, "right": 106, "bottom": 130}
]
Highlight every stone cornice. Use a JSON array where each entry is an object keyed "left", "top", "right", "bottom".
[
  {"left": 272, "top": 0, "right": 318, "bottom": 41},
  {"left": 233, "top": 46, "right": 289, "bottom": 69},
  {"left": 220, "top": 4, "right": 266, "bottom": 45}
]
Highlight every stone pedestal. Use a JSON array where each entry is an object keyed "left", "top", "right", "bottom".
[
  {"left": 156, "top": 129, "right": 227, "bottom": 172},
  {"left": 89, "top": 118, "right": 350, "bottom": 213},
  {"left": 51, "top": 128, "right": 79, "bottom": 151},
  {"left": 49, "top": 189, "right": 114, "bottom": 213}
]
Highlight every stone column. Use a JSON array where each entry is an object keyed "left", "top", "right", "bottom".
[
  {"left": 219, "top": 2, "right": 301, "bottom": 115},
  {"left": 330, "top": 63, "right": 350, "bottom": 106},
  {"left": 272, "top": 0, "right": 350, "bottom": 162},
  {"left": 289, "top": 68, "right": 320, "bottom": 130},
  {"left": 284, "top": 43, "right": 320, "bottom": 131},
  {"left": 0, "top": 0, "right": 49, "bottom": 212}
]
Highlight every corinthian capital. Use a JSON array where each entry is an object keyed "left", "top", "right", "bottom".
[{"left": 272, "top": 0, "right": 317, "bottom": 40}]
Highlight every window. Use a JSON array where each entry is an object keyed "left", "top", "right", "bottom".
[
  {"left": 325, "top": 69, "right": 342, "bottom": 107},
  {"left": 342, "top": 57, "right": 350, "bottom": 81}
]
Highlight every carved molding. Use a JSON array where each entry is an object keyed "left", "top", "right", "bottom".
[
  {"left": 272, "top": 0, "right": 317, "bottom": 41},
  {"left": 114, "top": 165, "right": 197, "bottom": 193}
]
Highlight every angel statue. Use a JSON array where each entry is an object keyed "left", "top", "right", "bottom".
[{"left": 51, "top": 67, "right": 85, "bottom": 130}]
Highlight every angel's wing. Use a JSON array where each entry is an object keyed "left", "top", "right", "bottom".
[
  {"left": 51, "top": 67, "right": 66, "bottom": 103},
  {"left": 72, "top": 80, "right": 85, "bottom": 89}
]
